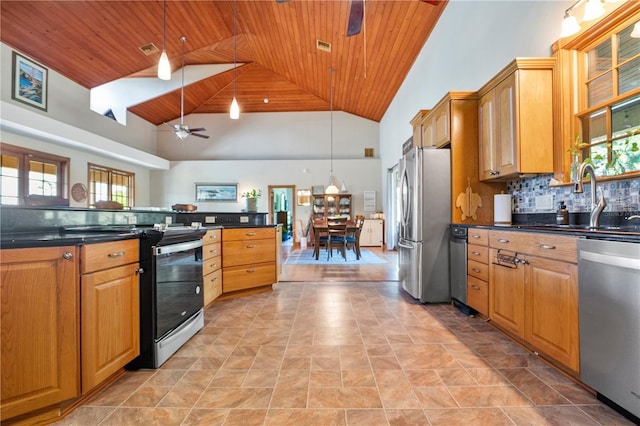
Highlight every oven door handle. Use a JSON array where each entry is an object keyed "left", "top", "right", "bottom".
[{"left": 154, "top": 239, "right": 203, "bottom": 255}]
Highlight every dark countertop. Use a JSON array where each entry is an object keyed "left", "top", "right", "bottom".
[
  {"left": 1, "top": 229, "right": 141, "bottom": 249},
  {"left": 459, "top": 223, "right": 640, "bottom": 243}
]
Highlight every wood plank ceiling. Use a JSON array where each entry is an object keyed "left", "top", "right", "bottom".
[{"left": 0, "top": 0, "right": 447, "bottom": 124}]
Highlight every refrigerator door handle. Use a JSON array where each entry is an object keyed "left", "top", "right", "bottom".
[{"left": 398, "top": 240, "right": 414, "bottom": 249}]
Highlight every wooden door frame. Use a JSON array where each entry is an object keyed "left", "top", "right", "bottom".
[{"left": 268, "top": 184, "right": 296, "bottom": 240}]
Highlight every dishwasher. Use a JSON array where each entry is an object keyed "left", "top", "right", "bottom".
[
  {"left": 578, "top": 238, "right": 640, "bottom": 423},
  {"left": 449, "top": 225, "right": 475, "bottom": 315}
]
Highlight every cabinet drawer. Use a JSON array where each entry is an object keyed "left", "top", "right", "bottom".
[
  {"left": 467, "top": 275, "right": 488, "bottom": 316},
  {"left": 203, "top": 269, "right": 222, "bottom": 305},
  {"left": 467, "top": 244, "right": 488, "bottom": 264},
  {"left": 203, "top": 242, "right": 221, "bottom": 260},
  {"left": 223, "top": 262, "right": 275, "bottom": 292},
  {"left": 468, "top": 259, "right": 489, "bottom": 281},
  {"left": 489, "top": 230, "right": 577, "bottom": 263},
  {"left": 203, "top": 228, "right": 221, "bottom": 244},
  {"left": 203, "top": 255, "right": 222, "bottom": 276},
  {"left": 223, "top": 239, "right": 275, "bottom": 266},
  {"left": 80, "top": 239, "right": 138, "bottom": 274},
  {"left": 223, "top": 228, "right": 275, "bottom": 241},
  {"left": 467, "top": 228, "right": 489, "bottom": 246}
]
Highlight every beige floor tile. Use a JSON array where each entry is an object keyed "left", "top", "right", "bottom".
[
  {"left": 447, "top": 385, "right": 532, "bottom": 407},
  {"left": 345, "top": 408, "right": 388, "bottom": 425},
  {"left": 264, "top": 408, "right": 346, "bottom": 425},
  {"left": 195, "top": 387, "right": 273, "bottom": 409},
  {"left": 308, "top": 387, "right": 382, "bottom": 409},
  {"left": 424, "top": 407, "right": 514, "bottom": 425},
  {"left": 384, "top": 408, "right": 429, "bottom": 426}
]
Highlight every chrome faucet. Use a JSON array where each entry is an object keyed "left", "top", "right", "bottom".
[
  {"left": 574, "top": 162, "right": 606, "bottom": 229},
  {"left": 627, "top": 215, "right": 640, "bottom": 221}
]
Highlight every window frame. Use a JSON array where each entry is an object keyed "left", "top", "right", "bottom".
[
  {"left": 0, "top": 142, "right": 69, "bottom": 205},
  {"left": 87, "top": 163, "right": 135, "bottom": 208}
]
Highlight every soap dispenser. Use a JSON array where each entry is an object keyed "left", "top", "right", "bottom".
[{"left": 556, "top": 201, "right": 569, "bottom": 225}]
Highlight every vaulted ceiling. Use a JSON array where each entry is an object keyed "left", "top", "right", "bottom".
[{"left": 0, "top": 0, "right": 447, "bottom": 124}]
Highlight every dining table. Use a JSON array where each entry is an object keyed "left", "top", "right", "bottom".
[{"left": 311, "top": 220, "right": 358, "bottom": 260}]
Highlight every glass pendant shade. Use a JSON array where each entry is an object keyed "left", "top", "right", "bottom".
[
  {"left": 631, "top": 22, "right": 640, "bottom": 38},
  {"left": 583, "top": 0, "right": 604, "bottom": 21},
  {"left": 230, "top": 97, "right": 240, "bottom": 119},
  {"left": 325, "top": 177, "right": 340, "bottom": 194},
  {"left": 158, "top": 50, "right": 171, "bottom": 80},
  {"left": 560, "top": 14, "right": 580, "bottom": 37}
]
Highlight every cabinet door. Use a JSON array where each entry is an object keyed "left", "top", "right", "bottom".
[
  {"left": 81, "top": 263, "right": 140, "bottom": 392},
  {"left": 0, "top": 247, "right": 79, "bottom": 421},
  {"left": 478, "top": 91, "right": 496, "bottom": 181},
  {"left": 433, "top": 102, "right": 450, "bottom": 147},
  {"left": 525, "top": 256, "right": 579, "bottom": 372},
  {"left": 495, "top": 73, "right": 518, "bottom": 177},
  {"left": 489, "top": 249, "right": 525, "bottom": 337},
  {"left": 422, "top": 118, "right": 434, "bottom": 147}
]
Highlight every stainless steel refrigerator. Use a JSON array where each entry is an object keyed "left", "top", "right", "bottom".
[{"left": 398, "top": 146, "right": 451, "bottom": 303}]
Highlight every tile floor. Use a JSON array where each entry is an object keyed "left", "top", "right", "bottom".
[{"left": 54, "top": 249, "right": 633, "bottom": 425}]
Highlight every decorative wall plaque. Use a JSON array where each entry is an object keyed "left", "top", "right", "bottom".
[{"left": 71, "top": 183, "right": 87, "bottom": 202}]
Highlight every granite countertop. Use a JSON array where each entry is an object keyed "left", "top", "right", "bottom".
[
  {"left": 461, "top": 223, "right": 640, "bottom": 243},
  {"left": 1, "top": 229, "right": 141, "bottom": 249}
]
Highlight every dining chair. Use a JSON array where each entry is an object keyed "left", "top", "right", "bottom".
[
  {"left": 326, "top": 218, "right": 348, "bottom": 260},
  {"left": 312, "top": 220, "right": 329, "bottom": 259},
  {"left": 346, "top": 216, "right": 365, "bottom": 260}
]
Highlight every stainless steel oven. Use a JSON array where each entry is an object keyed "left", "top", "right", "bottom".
[{"left": 128, "top": 226, "right": 207, "bottom": 369}]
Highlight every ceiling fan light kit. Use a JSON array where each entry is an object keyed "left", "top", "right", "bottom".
[{"left": 157, "top": 0, "right": 171, "bottom": 80}]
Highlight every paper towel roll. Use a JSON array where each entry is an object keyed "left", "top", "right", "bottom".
[{"left": 494, "top": 194, "right": 512, "bottom": 225}]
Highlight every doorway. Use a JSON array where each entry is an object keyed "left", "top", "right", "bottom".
[{"left": 268, "top": 185, "right": 295, "bottom": 245}]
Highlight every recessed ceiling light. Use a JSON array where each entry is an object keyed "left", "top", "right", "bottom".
[{"left": 264, "top": 98, "right": 269, "bottom": 103}]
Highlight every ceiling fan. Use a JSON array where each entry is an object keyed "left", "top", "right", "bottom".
[
  {"left": 346, "top": 0, "right": 439, "bottom": 37},
  {"left": 165, "top": 36, "right": 209, "bottom": 140}
]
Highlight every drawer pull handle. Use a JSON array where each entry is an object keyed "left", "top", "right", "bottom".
[
  {"left": 472, "top": 234, "right": 481, "bottom": 239},
  {"left": 472, "top": 268, "right": 481, "bottom": 273},
  {"left": 210, "top": 249, "right": 218, "bottom": 254},
  {"left": 246, "top": 244, "right": 256, "bottom": 248},
  {"left": 472, "top": 251, "right": 481, "bottom": 256},
  {"left": 212, "top": 277, "right": 218, "bottom": 282},
  {"left": 471, "top": 285, "right": 480, "bottom": 291},
  {"left": 246, "top": 232, "right": 257, "bottom": 236},
  {"left": 108, "top": 251, "right": 125, "bottom": 258},
  {"left": 497, "top": 239, "right": 509, "bottom": 244},
  {"left": 539, "top": 244, "right": 556, "bottom": 250},
  {"left": 210, "top": 263, "right": 218, "bottom": 268},
  {"left": 247, "top": 269, "right": 256, "bottom": 273},
  {"left": 62, "top": 252, "right": 73, "bottom": 260}
]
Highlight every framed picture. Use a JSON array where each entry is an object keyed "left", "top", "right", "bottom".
[
  {"left": 195, "top": 183, "right": 237, "bottom": 202},
  {"left": 312, "top": 185, "right": 324, "bottom": 195},
  {"left": 296, "top": 189, "right": 311, "bottom": 206},
  {"left": 364, "top": 190, "right": 376, "bottom": 212},
  {"left": 12, "top": 52, "right": 48, "bottom": 111}
]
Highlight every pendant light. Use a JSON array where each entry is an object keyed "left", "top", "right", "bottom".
[
  {"left": 325, "top": 67, "right": 340, "bottom": 195},
  {"left": 582, "top": 0, "right": 604, "bottom": 21},
  {"left": 157, "top": 0, "right": 171, "bottom": 80},
  {"left": 631, "top": 22, "right": 640, "bottom": 38},
  {"left": 230, "top": 0, "right": 240, "bottom": 119}
]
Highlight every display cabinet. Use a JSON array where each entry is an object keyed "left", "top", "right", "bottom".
[{"left": 311, "top": 194, "right": 352, "bottom": 221}]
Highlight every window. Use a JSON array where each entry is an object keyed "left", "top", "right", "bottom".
[
  {"left": 88, "top": 163, "right": 134, "bottom": 208},
  {"left": 0, "top": 143, "right": 69, "bottom": 205},
  {"left": 579, "top": 19, "right": 640, "bottom": 177}
]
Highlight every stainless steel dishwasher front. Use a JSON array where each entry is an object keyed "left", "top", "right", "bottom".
[{"left": 578, "top": 238, "right": 640, "bottom": 422}]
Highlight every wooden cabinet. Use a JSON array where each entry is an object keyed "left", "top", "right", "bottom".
[
  {"left": 410, "top": 109, "right": 429, "bottom": 147},
  {"left": 487, "top": 230, "right": 579, "bottom": 373},
  {"left": 360, "top": 219, "right": 384, "bottom": 247},
  {"left": 478, "top": 58, "right": 555, "bottom": 181},
  {"left": 222, "top": 228, "right": 276, "bottom": 294},
  {"left": 80, "top": 239, "right": 140, "bottom": 392},
  {"left": 412, "top": 93, "right": 506, "bottom": 225},
  {"left": 202, "top": 228, "right": 222, "bottom": 306},
  {"left": 311, "top": 194, "right": 352, "bottom": 221},
  {"left": 466, "top": 228, "right": 489, "bottom": 316},
  {"left": 0, "top": 246, "right": 80, "bottom": 421}
]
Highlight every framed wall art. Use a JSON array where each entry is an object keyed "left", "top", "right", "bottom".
[
  {"left": 195, "top": 183, "right": 238, "bottom": 202},
  {"left": 12, "top": 52, "right": 48, "bottom": 111}
]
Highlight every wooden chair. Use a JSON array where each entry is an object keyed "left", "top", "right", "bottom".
[
  {"left": 346, "top": 216, "right": 365, "bottom": 259},
  {"left": 326, "top": 217, "right": 348, "bottom": 260},
  {"left": 312, "top": 220, "right": 329, "bottom": 259}
]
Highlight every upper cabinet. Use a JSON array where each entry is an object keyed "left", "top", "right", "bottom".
[
  {"left": 312, "top": 194, "right": 352, "bottom": 221},
  {"left": 477, "top": 58, "right": 555, "bottom": 181},
  {"left": 410, "top": 101, "right": 451, "bottom": 148},
  {"left": 410, "top": 110, "right": 429, "bottom": 147}
]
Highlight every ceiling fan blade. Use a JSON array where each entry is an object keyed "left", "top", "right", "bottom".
[
  {"left": 191, "top": 133, "right": 210, "bottom": 139},
  {"left": 189, "top": 128, "right": 206, "bottom": 132},
  {"left": 275, "top": 0, "right": 288, "bottom": 3},
  {"left": 420, "top": 0, "right": 442, "bottom": 5},
  {"left": 346, "top": 0, "right": 364, "bottom": 37}
]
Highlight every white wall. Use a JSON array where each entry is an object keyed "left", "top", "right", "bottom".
[
  {"left": 379, "top": 0, "right": 573, "bottom": 217},
  {"left": 156, "top": 111, "right": 379, "bottom": 160},
  {"left": 150, "top": 158, "right": 382, "bottom": 225}
]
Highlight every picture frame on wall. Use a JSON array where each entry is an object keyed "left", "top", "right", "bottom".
[
  {"left": 195, "top": 183, "right": 238, "bottom": 202},
  {"left": 312, "top": 185, "right": 324, "bottom": 195},
  {"left": 12, "top": 52, "right": 48, "bottom": 111}
]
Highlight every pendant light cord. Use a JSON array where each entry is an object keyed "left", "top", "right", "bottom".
[
  {"left": 180, "top": 36, "right": 185, "bottom": 125},
  {"left": 233, "top": 0, "right": 237, "bottom": 98},
  {"left": 162, "top": 0, "right": 167, "bottom": 51},
  {"left": 330, "top": 67, "right": 334, "bottom": 175}
]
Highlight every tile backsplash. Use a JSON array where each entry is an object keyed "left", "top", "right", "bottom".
[{"left": 507, "top": 174, "right": 640, "bottom": 214}]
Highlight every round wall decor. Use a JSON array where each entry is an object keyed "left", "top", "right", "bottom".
[{"left": 71, "top": 183, "right": 87, "bottom": 202}]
